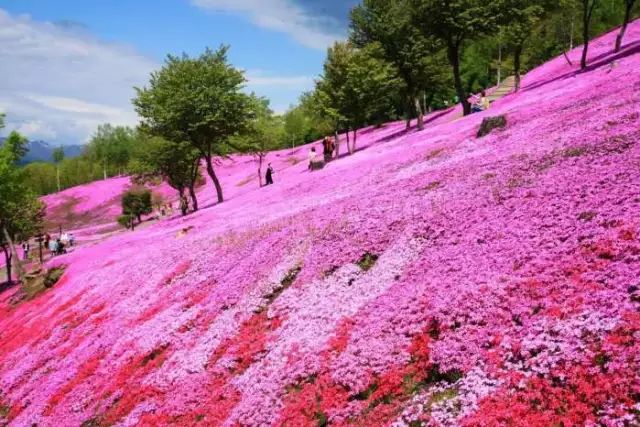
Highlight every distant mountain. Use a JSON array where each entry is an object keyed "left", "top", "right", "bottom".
[{"left": 0, "top": 138, "right": 85, "bottom": 165}]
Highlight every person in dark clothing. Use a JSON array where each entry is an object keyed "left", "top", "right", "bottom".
[{"left": 265, "top": 163, "right": 274, "bottom": 185}]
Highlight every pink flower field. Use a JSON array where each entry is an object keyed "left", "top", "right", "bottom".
[{"left": 1, "top": 23, "right": 640, "bottom": 426}]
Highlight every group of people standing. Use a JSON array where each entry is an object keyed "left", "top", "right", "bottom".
[
  {"left": 18, "top": 231, "right": 75, "bottom": 263},
  {"left": 308, "top": 136, "right": 337, "bottom": 171}
]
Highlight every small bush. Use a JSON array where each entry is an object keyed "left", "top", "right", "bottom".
[
  {"left": 477, "top": 115, "right": 507, "bottom": 138},
  {"left": 357, "top": 253, "right": 379, "bottom": 271},
  {"left": 44, "top": 266, "right": 66, "bottom": 288},
  {"left": 117, "top": 214, "right": 134, "bottom": 230}
]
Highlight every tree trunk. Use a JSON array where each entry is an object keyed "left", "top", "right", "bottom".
[
  {"left": 414, "top": 97, "right": 424, "bottom": 131},
  {"left": 179, "top": 189, "right": 189, "bottom": 216},
  {"left": 103, "top": 161, "right": 107, "bottom": 180},
  {"left": 258, "top": 155, "right": 264, "bottom": 188},
  {"left": 2, "top": 245, "right": 11, "bottom": 284},
  {"left": 334, "top": 130, "right": 340, "bottom": 158},
  {"left": 570, "top": 15, "right": 574, "bottom": 50},
  {"left": 204, "top": 155, "right": 224, "bottom": 203},
  {"left": 188, "top": 184, "right": 199, "bottom": 211},
  {"left": 615, "top": 1, "right": 633, "bottom": 52},
  {"left": 497, "top": 44, "right": 502, "bottom": 86},
  {"left": 56, "top": 166, "right": 61, "bottom": 192},
  {"left": 580, "top": 0, "right": 595, "bottom": 70},
  {"left": 448, "top": 41, "right": 470, "bottom": 116},
  {"left": 514, "top": 44, "right": 523, "bottom": 91},
  {"left": 2, "top": 227, "right": 24, "bottom": 286},
  {"left": 352, "top": 130, "right": 357, "bottom": 153}
]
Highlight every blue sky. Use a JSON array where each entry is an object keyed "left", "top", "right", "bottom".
[{"left": 0, "top": 0, "right": 358, "bottom": 145}]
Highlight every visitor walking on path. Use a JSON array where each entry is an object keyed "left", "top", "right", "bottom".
[
  {"left": 21, "top": 241, "right": 30, "bottom": 260},
  {"left": 265, "top": 163, "right": 274, "bottom": 185},
  {"left": 308, "top": 147, "right": 317, "bottom": 171}
]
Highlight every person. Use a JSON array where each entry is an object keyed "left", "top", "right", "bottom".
[
  {"left": 68, "top": 233, "right": 75, "bottom": 247},
  {"left": 308, "top": 147, "right": 317, "bottom": 170},
  {"left": 22, "top": 241, "right": 30, "bottom": 260},
  {"left": 471, "top": 90, "right": 489, "bottom": 113},
  {"left": 323, "top": 137, "right": 334, "bottom": 162},
  {"left": 265, "top": 163, "right": 274, "bottom": 185},
  {"left": 51, "top": 239, "right": 59, "bottom": 255},
  {"left": 44, "top": 233, "right": 51, "bottom": 252},
  {"left": 55, "top": 239, "right": 66, "bottom": 256}
]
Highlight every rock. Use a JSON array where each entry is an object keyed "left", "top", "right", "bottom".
[{"left": 477, "top": 115, "right": 507, "bottom": 138}]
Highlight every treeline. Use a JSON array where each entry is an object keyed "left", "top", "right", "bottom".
[
  {"left": 18, "top": 0, "right": 638, "bottom": 208},
  {"left": 0, "top": 114, "right": 46, "bottom": 286},
  {"left": 296, "top": 0, "right": 639, "bottom": 139}
]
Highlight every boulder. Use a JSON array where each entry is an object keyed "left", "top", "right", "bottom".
[{"left": 477, "top": 115, "right": 507, "bottom": 138}]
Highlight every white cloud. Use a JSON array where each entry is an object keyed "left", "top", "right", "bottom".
[
  {"left": 0, "top": 8, "right": 318, "bottom": 145},
  {"left": 0, "top": 9, "right": 157, "bottom": 144},
  {"left": 191, "top": 0, "right": 342, "bottom": 50}
]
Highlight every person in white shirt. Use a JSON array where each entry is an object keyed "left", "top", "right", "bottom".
[{"left": 308, "top": 147, "right": 317, "bottom": 170}]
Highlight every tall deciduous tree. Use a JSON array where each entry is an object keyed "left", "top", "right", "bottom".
[
  {"left": 0, "top": 130, "right": 45, "bottom": 286},
  {"left": 410, "top": 0, "right": 502, "bottom": 115},
  {"left": 501, "top": 0, "right": 549, "bottom": 90},
  {"left": 615, "top": 0, "right": 636, "bottom": 52},
  {"left": 86, "top": 124, "right": 136, "bottom": 179},
  {"left": 351, "top": 0, "right": 449, "bottom": 130},
  {"left": 134, "top": 46, "right": 254, "bottom": 204},
  {"left": 316, "top": 42, "right": 402, "bottom": 154},
  {"left": 235, "top": 98, "right": 285, "bottom": 187}
]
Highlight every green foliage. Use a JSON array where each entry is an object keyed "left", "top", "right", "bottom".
[
  {"left": 117, "top": 214, "right": 135, "bottom": 230},
  {"left": 85, "top": 124, "right": 138, "bottom": 176},
  {"left": 52, "top": 146, "right": 65, "bottom": 164},
  {"left": 121, "top": 187, "right": 152, "bottom": 226},
  {"left": 314, "top": 42, "right": 402, "bottom": 148},
  {"left": 233, "top": 97, "right": 286, "bottom": 185},
  {"left": 350, "top": 0, "right": 452, "bottom": 123},
  {"left": 131, "top": 136, "right": 201, "bottom": 215},
  {"left": 134, "top": 46, "right": 255, "bottom": 203},
  {"left": 0, "top": 127, "right": 45, "bottom": 284}
]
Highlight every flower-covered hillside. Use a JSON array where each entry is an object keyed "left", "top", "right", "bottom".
[{"left": 1, "top": 23, "right": 640, "bottom": 426}]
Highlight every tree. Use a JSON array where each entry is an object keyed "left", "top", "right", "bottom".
[
  {"left": 615, "top": 0, "right": 636, "bottom": 52},
  {"left": 351, "top": 0, "right": 450, "bottom": 130},
  {"left": 120, "top": 187, "right": 152, "bottom": 228},
  {"left": 315, "top": 42, "right": 402, "bottom": 154},
  {"left": 85, "top": 124, "right": 137, "bottom": 179},
  {"left": 52, "top": 146, "right": 65, "bottom": 192},
  {"left": 0, "top": 130, "right": 45, "bottom": 285},
  {"left": 132, "top": 137, "right": 202, "bottom": 216},
  {"left": 580, "top": 0, "right": 600, "bottom": 69},
  {"left": 411, "top": 0, "right": 503, "bottom": 115},
  {"left": 134, "top": 46, "right": 254, "bottom": 204},
  {"left": 235, "top": 98, "right": 285, "bottom": 187},
  {"left": 339, "top": 44, "right": 403, "bottom": 152},
  {"left": 501, "top": 0, "right": 549, "bottom": 90}
]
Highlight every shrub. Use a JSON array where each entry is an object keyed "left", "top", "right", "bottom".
[
  {"left": 120, "top": 187, "right": 152, "bottom": 229},
  {"left": 477, "top": 115, "right": 507, "bottom": 138}
]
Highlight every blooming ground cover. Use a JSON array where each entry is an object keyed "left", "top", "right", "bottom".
[{"left": 1, "top": 23, "right": 640, "bottom": 426}]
